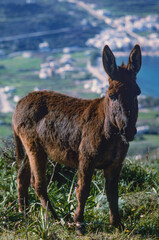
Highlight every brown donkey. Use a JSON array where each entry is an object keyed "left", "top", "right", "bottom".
[{"left": 13, "top": 45, "right": 141, "bottom": 234}]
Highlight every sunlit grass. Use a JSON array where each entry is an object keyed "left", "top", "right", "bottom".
[
  {"left": 138, "top": 110, "right": 159, "bottom": 120},
  {"left": 0, "top": 56, "right": 41, "bottom": 73}
]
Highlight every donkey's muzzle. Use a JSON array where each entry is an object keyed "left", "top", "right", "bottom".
[{"left": 121, "top": 127, "right": 137, "bottom": 142}]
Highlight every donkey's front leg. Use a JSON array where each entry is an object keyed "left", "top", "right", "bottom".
[
  {"left": 104, "top": 165, "right": 123, "bottom": 229},
  {"left": 74, "top": 156, "right": 94, "bottom": 235}
]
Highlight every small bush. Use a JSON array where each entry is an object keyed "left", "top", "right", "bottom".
[{"left": 120, "top": 159, "right": 158, "bottom": 193}]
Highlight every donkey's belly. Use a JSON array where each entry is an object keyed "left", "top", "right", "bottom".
[{"left": 46, "top": 144, "right": 79, "bottom": 169}]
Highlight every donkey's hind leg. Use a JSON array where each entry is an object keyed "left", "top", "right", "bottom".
[
  {"left": 17, "top": 156, "right": 31, "bottom": 212},
  {"left": 26, "top": 144, "right": 58, "bottom": 219}
]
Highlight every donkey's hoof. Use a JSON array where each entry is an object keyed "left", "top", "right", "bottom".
[
  {"left": 113, "top": 221, "right": 125, "bottom": 231},
  {"left": 118, "top": 222, "right": 125, "bottom": 231},
  {"left": 75, "top": 222, "right": 85, "bottom": 235}
]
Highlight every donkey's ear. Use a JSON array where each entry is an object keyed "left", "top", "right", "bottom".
[
  {"left": 127, "top": 45, "right": 141, "bottom": 75},
  {"left": 102, "top": 45, "right": 117, "bottom": 80}
]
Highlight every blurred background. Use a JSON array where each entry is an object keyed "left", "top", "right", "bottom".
[{"left": 0, "top": 0, "right": 159, "bottom": 157}]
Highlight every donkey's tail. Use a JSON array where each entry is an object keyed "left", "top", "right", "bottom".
[{"left": 13, "top": 130, "right": 24, "bottom": 167}]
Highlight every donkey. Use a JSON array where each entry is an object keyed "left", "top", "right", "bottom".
[{"left": 13, "top": 44, "right": 141, "bottom": 234}]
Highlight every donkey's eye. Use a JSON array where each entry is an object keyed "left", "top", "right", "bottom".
[{"left": 109, "top": 93, "right": 118, "bottom": 101}]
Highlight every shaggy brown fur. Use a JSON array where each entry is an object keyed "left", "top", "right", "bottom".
[{"left": 13, "top": 45, "right": 141, "bottom": 234}]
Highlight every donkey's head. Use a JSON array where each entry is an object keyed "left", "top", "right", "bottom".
[{"left": 103, "top": 45, "right": 141, "bottom": 142}]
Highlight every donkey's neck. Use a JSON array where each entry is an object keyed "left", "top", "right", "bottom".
[{"left": 103, "top": 96, "right": 119, "bottom": 140}]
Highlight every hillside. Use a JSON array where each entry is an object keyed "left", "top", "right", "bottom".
[
  {"left": 0, "top": 0, "right": 102, "bottom": 52},
  {"left": 0, "top": 0, "right": 159, "bottom": 52}
]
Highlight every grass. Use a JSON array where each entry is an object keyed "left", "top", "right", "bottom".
[
  {"left": 138, "top": 110, "right": 159, "bottom": 120},
  {"left": 0, "top": 56, "right": 41, "bottom": 74},
  {"left": 0, "top": 113, "right": 13, "bottom": 138},
  {"left": 0, "top": 55, "right": 42, "bottom": 99},
  {"left": 0, "top": 125, "right": 12, "bottom": 138},
  {"left": 0, "top": 138, "right": 159, "bottom": 239},
  {"left": 144, "top": 135, "right": 159, "bottom": 145},
  {"left": 129, "top": 134, "right": 159, "bottom": 155}
]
